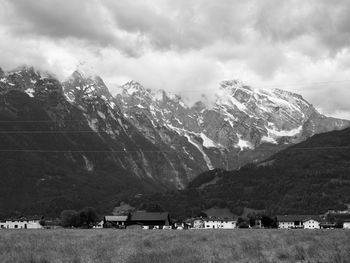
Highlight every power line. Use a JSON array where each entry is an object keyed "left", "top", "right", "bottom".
[
  {"left": 0, "top": 149, "right": 174, "bottom": 153},
  {"left": 0, "top": 130, "right": 101, "bottom": 134},
  {"left": 0, "top": 146, "right": 348, "bottom": 153},
  {"left": 0, "top": 119, "right": 87, "bottom": 123}
]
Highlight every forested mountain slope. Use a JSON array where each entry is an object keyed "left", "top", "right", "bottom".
[{"left": 125, "top": 128, "right": 350, "bottom": 219}]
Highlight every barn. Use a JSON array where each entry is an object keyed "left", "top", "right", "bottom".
[{"left": 129, "top": 212, "right": 171, "bottom": 227}]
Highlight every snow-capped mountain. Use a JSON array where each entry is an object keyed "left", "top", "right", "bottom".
[
  {"left": 115, "top": 79, "right": 350, "bottom": 173},
  {"left": 0, "top": 65, "right": 349, "bottom": 217}
]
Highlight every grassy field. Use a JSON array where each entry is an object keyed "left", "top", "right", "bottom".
[{"left": 0, "top": 229, "right": 349, "bottom": 263}]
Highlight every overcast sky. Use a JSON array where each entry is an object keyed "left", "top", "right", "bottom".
[{"left": 0, "top": 0, "right": 350, "bottom": 118}]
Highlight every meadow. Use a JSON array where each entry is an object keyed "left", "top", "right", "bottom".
[{"left": 0, "top": 229, "right": 349, "bottom": 263}]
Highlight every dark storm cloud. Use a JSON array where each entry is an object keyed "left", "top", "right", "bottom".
[
  {"left": 3, "top": 0, "right": 350, "bottom": 56},
  {"left": 3, "top": 0, "right": 117, "bottom": 45},
  {"left": 102, "top": 0, "right": 252, "bottom": 51}
]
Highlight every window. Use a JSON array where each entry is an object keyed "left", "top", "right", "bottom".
[{"left": 14, "top": 225, "right": 18, "bottom": 228}]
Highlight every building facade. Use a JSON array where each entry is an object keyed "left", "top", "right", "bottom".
[
  {"left": 0, "top": 219, "right": 42, "bottom": 229},
  {"left": 277, "top": 215, "right": 320, "bottom": 229},
  {"left": 343, "top": 221, "right": 350, "bottom": 229},
  {"left": 204, "top": 219, "right": 236, "bottom": 229},
  {"left": 303, "top": 219, "right": 320, "bottom": 229},
  {"left": 104, "top": 215, "right": 129, "bottom": 228}
]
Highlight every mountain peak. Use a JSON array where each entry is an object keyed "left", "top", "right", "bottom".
[
  {"left": 220, "top": 79, "right": 246, "bottom": 90},
  {"left": 64, "top": 71, "right": 112, "bottom": 101},
  {"left": 121, "top": 80, "right": 152, "bottom": 96}
]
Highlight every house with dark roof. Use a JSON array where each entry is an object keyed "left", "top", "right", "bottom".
[
  {"left": 104, "top": 215, "right": 130, "bottom": 228},
  {"left": 129, "top": 212, "right": 171, "bottom": 227},
  {"left": 277, "top": 215, "right": 320, "bottom": 229}
]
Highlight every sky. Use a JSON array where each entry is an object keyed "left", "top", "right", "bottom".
[{"left": 0, "top": 0, "right": 350, "bottom": 119}]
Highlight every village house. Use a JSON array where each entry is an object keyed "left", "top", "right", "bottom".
[
  {"left": 343, "top": 220, "right": 350, "bottom": 229},
  {"left": 303, "top": 218, "right": 320, "bottom": 229},
  {"left": 129, "top": 211, "right": 171, "bottom": 228},
  {"left": 103, "top": 211, "right": 171, "bottom": 229},
  {"left": 277, "top": 215, "right": 320, "bottom": 229},
  {"left": 93, "top": 220, "right": 104, "bottom": 229},
  {"left": 193, "top": 218, "right": 205, "bottom": 229},
  {"left": 0, "top": 217, "right": 42, "bottom": 229},
  {"left": 104, "top": 215, "right": 129, "bottom": 228},
  {"left": 204, "top": 218, "right": 236, "bottom": 229},
  {"left": 319, "top": 221, "right": 336, "bottom": 229}
]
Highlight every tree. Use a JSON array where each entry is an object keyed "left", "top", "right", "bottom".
[
  {"left": 197, "top": 212, "right": 208, "bottom": 218},
  {"left": 261, "top": 215, "right": 274, "bottom": 228},
  {"left": 140, "top": 203, "right": 164, "bottom": 212},
  {"left": 60, "top": 210, "right": 80, "bottom": 227},
  {"left": 249, "top": 217, "right": 256, "bottom": 227},
  {"left": 79, "top": 207, "right": 98, "bottom": 228},
  {"left": 39, "top": 219, "right": 46, "bottom": 227}
]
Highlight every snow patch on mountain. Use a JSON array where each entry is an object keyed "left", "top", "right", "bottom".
[
  {"left": 261, "top": 136, "right": 278, "bottom": 144},
  {"left": 267, "top": 125, "right": 302, "bottom": 137},
  {"left": 82, "top": 155, "right": 94, "bottom": 172},
  {"left": 237, "top": 135, "right": 254, "bottom": 150},
  {"left": 25, "top": 88, "right": 35, "bottom": 98},
  {"left": 200, "top": 133, "right": 219, "bottom": 148},
  {"left": 184, "top": 133, "right": 214, "bottom": 170},
  {"left": 85, "top": 115, "right": 99, "bottom": 132}
]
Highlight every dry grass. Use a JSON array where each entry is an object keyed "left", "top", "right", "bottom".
[{"left": 0, "top": 229, "right": 349, "bottom": 263}]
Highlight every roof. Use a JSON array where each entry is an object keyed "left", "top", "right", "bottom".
[
  {"left": 130, "top": 212, "right": 169, "bottom": 221},
  {"left": 277, "top": 215, "right": 320, "bottom": 222},
  {"left": 4, "top": 216, "right": 42, "bottom": 221},
  {"left": 104, "top": 216, "right": 128, "bottom": 222}
]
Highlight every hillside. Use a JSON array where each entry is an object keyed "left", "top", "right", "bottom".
[{"left": 124, "top": 128, "right": 350, "bottom": 219}]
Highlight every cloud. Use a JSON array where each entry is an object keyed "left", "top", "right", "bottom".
[
  {"left": 0, "top": 0, "right": 350, "bottom": 118},
  {"left": 2, "top": 0, "right": 112, "bottom": 42},
  {"left": 253, "top": 0, "right": 350, "bottom": 54}
]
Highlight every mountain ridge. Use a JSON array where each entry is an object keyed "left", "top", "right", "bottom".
[{"left": 0, "top": 65, "right": 349, "bottom": 216}]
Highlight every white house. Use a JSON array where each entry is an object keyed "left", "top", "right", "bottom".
[
  {"left": 204, "top": 219, "right": 236, "bottom": 229},
  {"left": 0, "top": 218, "right": 42, "bottom": 229},
  {"left": 303, "top": 218, "right": 320, "bottom": 229},
  {"left": 277, "top": 215, "right": 320, "bottom": 229},
  {"left": 343, "top": 220, "right": 350, "bottom": 229}
]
